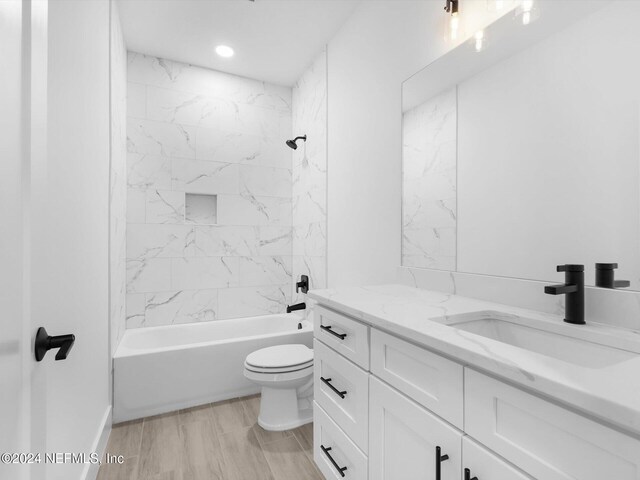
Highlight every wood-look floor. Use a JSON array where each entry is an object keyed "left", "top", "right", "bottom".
[{"left": 97, "top": 395, "right": 323, "bottom": 480}]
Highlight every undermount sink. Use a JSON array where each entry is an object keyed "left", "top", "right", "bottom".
[{"left": 433, "top": 312, "right": 638, "bottom": 369}]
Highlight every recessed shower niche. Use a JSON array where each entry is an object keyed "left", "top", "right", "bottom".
[{"left": 185, "top": 193, "right": 217, "bottom": 225}]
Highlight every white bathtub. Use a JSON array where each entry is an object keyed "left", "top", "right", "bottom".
[{"left": 113, "top": 313, "right": 313, "bottom": 423}]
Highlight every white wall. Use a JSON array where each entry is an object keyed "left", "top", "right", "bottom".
[
  {"left": 110, "top": 0, "right": 127, "bottom": 355},
  {"left": 326, "top": 1, "right": 504, "bottom": 287},
  {"left": 41, "top": 1, "right": 111, "bottom": 478}
]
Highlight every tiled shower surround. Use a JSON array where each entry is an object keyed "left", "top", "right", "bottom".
[
  {"left": 292, "top": 53, "right": 327, "bottom": 305},
  {"left": 125, "top": 52, "right": 326, "bottom": 328}
]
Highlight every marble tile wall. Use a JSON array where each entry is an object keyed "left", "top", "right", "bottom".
[
  {"left": 110, "top": 1, "right": 127, "bottom": 352},
  {"left": 402, "top": 87, "right": 457, "bottom": 270},
  {"left": 125, "top": 52, "right": 294, "bottom": 328},
  {"left": 291, "top": 52, "right": 328, "bottom": 313}
]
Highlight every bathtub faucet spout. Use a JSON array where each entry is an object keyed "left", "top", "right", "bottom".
[{"left": 286, "top": 302, "right": 306, "bottom": 313}]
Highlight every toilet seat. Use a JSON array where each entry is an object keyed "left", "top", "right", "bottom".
[{"left": 245, "top": 344, "right": 313, "bottom": 374}]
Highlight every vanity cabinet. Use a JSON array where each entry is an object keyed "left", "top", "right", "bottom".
[
  {"left": 369, "top": 377, "right": 462, "bottom": 480},
  {"left": 313, "top": 304, "right": 640, "bottom": 480},
  {"left": 461, "top": 437, "right": 532, "bottom": 480},
  {"left": 314, "top": 339, "right": 369, "bottom": 452},
  {"left": 315, "top": 305, "right": 370, "bottom": 369},
  {"left": 315, "top": 402, "right": 368, "bottom": 480},
  {"left": 370, "top": 329, "right": 464, "bottom": 429},
  {"left": 465, "top": 369, "right": 640, "bottom": 480}
]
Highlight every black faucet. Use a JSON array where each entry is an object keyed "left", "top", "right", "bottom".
[
  {"left": 296, "top": 275, "right": 309, "bottom": 294},
  {"left": 595, "top": 263, "right": 630, "bottom": 289},
  {"left": 544, "top": 264, "right": 585, "bottom": 324},
  {"left": 286, "top": 302, "right": 306, "bottom": 313}
]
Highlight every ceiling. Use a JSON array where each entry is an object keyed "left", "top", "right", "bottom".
[{"left": 116, "top": 0, "right": 360, "bottom": 86}]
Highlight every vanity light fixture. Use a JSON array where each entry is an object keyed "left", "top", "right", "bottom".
[
  {"left": 445, "top": 0, "right": 460, "bottom": 41},
  {"left": 474, "top": 30, "right": 485, "bottom": 52},
  {"left": 215, "top": 45, "right": 234, "bottom": 58},
  {"left": 521, "top": 0, "right": 533, "bottom": 25}
]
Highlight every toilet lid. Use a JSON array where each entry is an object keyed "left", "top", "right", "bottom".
[{"left": 245, "top": 344, "right": 313, "bottom": 369}]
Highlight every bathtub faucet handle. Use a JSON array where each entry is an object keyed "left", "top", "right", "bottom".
[{"left": 296, "top": 275, "right": 309, "bottom": 294}]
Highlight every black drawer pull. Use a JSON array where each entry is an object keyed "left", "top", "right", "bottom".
[
  {"left": 321, "top": 377, "right": 348, "bottom": 399},
  {"left": 464, "top": 468, "right": 478, "bottom": 480},
  {"left": 435, "top": 446, "right": 450, "bottom": 480},
  {"left": 320, "top": 324, "right": 347, "bottom": 340},
  {"left": 321, "top": 445, "right": 347, "bottom": 477}
]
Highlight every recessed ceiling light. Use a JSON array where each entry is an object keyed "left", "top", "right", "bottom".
[{"left": 215, "top": 45, "right": 234, "bottom": 58}]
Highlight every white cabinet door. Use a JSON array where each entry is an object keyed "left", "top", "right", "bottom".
[
  {"left": 369, "top": 377, "right": 462, "bottom": 480},
  {"left": 465, "top": 369, "right": 640, "bottom": 480},
  {"left": 462, "top": 437, "right": 532, "bottom": 480}
]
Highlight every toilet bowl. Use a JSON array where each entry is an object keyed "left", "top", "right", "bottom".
[{"left": 244, "top": 344, "right": 313, "bottom": 431}]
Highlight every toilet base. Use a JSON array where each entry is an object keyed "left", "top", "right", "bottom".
[{"left": 257, "top": 385, "right": 313, "bottom": 431}]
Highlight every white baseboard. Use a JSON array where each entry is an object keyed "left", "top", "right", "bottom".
[{"left": 82, "top": 405, "right": 112, "bottom": 480}]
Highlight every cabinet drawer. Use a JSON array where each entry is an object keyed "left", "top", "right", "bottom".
[
  {"left": 315, "top": 306, "right": 370, "bottom": 369},
  {"left": 462, "top": 437, "right": 532, "bottom": 480},
  {"left": 314, "top": 339, "right": 369, "bottom": 453},
  {"left": 465, "top": 369, "right": 640, "bottom": 480},
  {"left": 369, "top": 377, "right": 462, "bottom": 480},
  {"left": 314, "top": 402, "right": 368, "bottom": 480},
  {"left": 370, "top": 329, "right": 463, "bottom": 428}
]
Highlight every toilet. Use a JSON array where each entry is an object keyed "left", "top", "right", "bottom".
[{"left": 244, "top": 344, "right": 314, "bottom": 431}]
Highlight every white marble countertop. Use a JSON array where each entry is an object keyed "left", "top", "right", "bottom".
[{"left": 308, "top": 284, "right": 640, "bottom": 436}]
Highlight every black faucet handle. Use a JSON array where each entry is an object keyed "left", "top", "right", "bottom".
[
  {"left": 557, "top": 264, "right": 584, "bottom": 272},
  {"left": 595, "top": 262, "right": 630, "bottom": 289},
  {"left": 296, "top": 275, "right": 309, "bottom": 294},
  {"left": 596, "top": 263, "right": 618, "bottom": 270}
]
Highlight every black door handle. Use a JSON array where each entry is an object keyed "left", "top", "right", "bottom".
[
  {"left": 464, "top": 468, "right": 478, "bottom": 480},
  {"left": 320, "top": 377, "right": 348, "bottom": 399},
  {"left": 320, "top": 445, "right": 347, "bottom": 477},
  {"left": 436, "top": 446, "right": 450, "bottom": 480},
  {"left": 320, "top": 324, "right": 347, "bottom": 340},
  {"left": 35, "top": 327, "right": 75, "bottom": 361}
]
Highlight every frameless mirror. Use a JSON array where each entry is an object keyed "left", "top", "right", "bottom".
[{"left": 402, "top": 0, "right": 640, "bottom": 290}]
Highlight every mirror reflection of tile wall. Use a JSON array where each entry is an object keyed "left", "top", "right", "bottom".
[{"left": 402, "top": 87, "right": 457, "bottom": 270}]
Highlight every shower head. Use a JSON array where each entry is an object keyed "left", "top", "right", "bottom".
[{"left": 286, "top": 135, "right": 307, "bottom": 150}]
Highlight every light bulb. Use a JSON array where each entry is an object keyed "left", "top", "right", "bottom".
[
  {"left": 522, "top": 0, "right": 533, "bottom": 25},
  {"left": 450, "top": 13, "right": 460, "bottom": 40},
  {"left": 475, "top": 30, "right": 484, "bottom": 52}
]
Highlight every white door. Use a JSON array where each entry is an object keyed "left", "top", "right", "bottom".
[
  {"left": 369, "top": 377, "right": 463, "bottom": 480},
  {"left": 0, "top": 1, "right": 48, "bottom": 479}
]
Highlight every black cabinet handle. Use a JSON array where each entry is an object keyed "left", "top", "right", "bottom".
[
  {"left": 464, "top": 468, "right": 478, "bottom": 480},
  {"left": 320, "top": 324, "right": 347, "bottom": 340},
  {"left": 34, "top": 327, "right": 75, "bottom": 362},
  {"left": 321, "top": 445, "right": 347, "bottom": 477},
  {"left": 435, "top": 446, "right": 450, "bottom": 480},
  {"left": 321, "top": 377, "right": 348, "bottom": 399}
]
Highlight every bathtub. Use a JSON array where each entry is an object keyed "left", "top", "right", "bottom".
[{"left": 113, "top": 313, "right": 313, "bottom": 423}]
